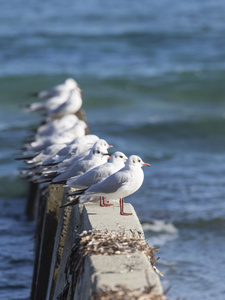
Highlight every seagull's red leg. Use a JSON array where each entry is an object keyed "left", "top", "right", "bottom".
[
  {"left": 119, "top": 198, "right": 122, "bottom": 212},
  {"left": 100, "top": 196, "right": 113, "bottom": 207},
  {"left": 120, "top": 198, "right": 132, "bottom": 216},
  {"left": 103, "top": 197, "right": 113, "bottom": 206}
]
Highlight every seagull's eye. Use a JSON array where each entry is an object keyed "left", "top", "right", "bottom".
[
  {"left": 138, "top": 159, "right": 141, "bottom": 163},
  {"left": 133, "top": 160, "right": 135, "bottom": 163},
  {"left": 97, "top": 150, "right": 100, "bottom": 154},
  {"left": 120, "top": 155, "right": 123, "bottom": 158}
]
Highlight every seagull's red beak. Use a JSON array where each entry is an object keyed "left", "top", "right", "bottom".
[
  {"left": 103, "top": 153, "right": 111, "bottom": 159},
  {"left": 108, "top": 145, "right": 113, "bottom": 148},
  {"left": 142, "top": 162, "right": 150, "bottom": 167}
]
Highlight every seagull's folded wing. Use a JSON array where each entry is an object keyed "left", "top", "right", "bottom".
[{"left": 92, "top": 172, "right": 129, "bottom": 194}]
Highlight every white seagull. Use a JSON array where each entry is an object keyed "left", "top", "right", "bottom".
[
  {"left": 46, "top": 138, "right": 112, "bottom": 174},
  {"left": 36, "top": 114, "right": 79, "bottom": 137},
  {"left": 30, "top": 78, "right": 78, "bottom": 99},
  {"left": 61, "top": 155, "right": 150, "bottom": 215},
  {"left": 30, "top": 135, "right": 101, "bottom": 181},
  {"left": 47, "top": 87, "right": 83, "bottom": 118},
  {"left": 64, "top": 151, "right": 128, "bottom": 206},
  {"left": 43, "top": 139, "right": 112, "bottom": 183},
  {"left": 26, "top": 90, "right": 71, "bottom": 114},
  {"left": 41, "top": 134, "right": 99, "bottom": 166},
  {"left": 25, "top": 143, "right": 68, "bottom": 165},
  {"left": 26, "top": 79, "right": 82, "bottom": 115},
  {"left": 25, "top": 120, "right": 87, "bottom": 153}
]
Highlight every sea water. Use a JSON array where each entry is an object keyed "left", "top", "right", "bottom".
[{"left": 0, "top": 1, "right": 225, "bottom": 299}]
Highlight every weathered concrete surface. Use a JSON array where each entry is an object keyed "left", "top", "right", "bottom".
[
  {"left": 54, "top": 190, "right": 163, "bottom": 299},
  {"left": 83, "top": 200, "right": 144, "bottom": 238},
  {"left": 51, "top": 199, "right": 93, "bottom": 299},
  {"left": 46, "top": 192, "right": 72, "bottom": 300},
  {"left": 46, "top": 188, "right": 77, "bottom": 300},
  {"left": 25, "top": 182, "right": 39, "bottom": 220},
  {"left": 31, "top": 184, "right": 64, "bottom": 300},
  {"left": 30, "top": 184, "right": 47, "bottom": 300},
  {"left": 79, "top": 253, "right": 163, "bottom": 298}
]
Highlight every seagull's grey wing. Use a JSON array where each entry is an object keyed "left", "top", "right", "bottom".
[
  {"left": 66, "top": 164, "right": 108, "bottom": 188},
  {"left": 39, "top": 89, "right": 60, "bottom": 99},
  {"left": 56, "top": 146, "right": 71, "bottom": 156},
  {"left": 50, "top": 98, "right": 68, "bottom": 115},
  {"left": 66, "top": 175, "right": 80, "bottom": 186},
  {"left": 66, "top": 171, "right": 93, "bottom": 188},
  {"left": 87, "top": 172, "right": 129, "bottom": 194}
]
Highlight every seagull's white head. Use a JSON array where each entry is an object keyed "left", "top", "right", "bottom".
[
  {"left": 92, "top": 144, "right": 110, "bottom": 160},
  {"left": 110, "top": 151, "right": 128, "bottom": 164},
  {"left": 94, "top": 139, "right": 113, "bottom": 151},
  {"left": 65, "top": 78, "right": 78, "bottom": 89},
  {"left": 127, "top": 155, "right": 150, "bottom": 168}
]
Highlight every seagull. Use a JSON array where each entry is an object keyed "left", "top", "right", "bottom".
[
  {"left": 36, "top": 114, "right": 79, "bottom": 137},
  {"left": 41, "top": 134, "right": 99, "bottom": 166},
  {"left": 25, "top": 143, "right": 68, "bottom": 165},
  {"left": 34, "top": 119, "right": 87, "bottom": 145},
  {"left": 46, "top": 138, "right": 112, "bottom": 174},
  {"left": 28, "top": 135, "right": 101, "bottom": 181},
  {"left": 24, "top": 120, "right": 88, "bottom": 153},
  {"left": 20, "top": 135, "right": 99, "bottom": 180},
  {"left": 64, "top": 151, "right": 128, "bottom": 206},
  {"left": 30, "top": 78, "right": 78, "bottom": 99},
  {"left": 61, "top": 155, "right": 150, "bottom": 215},
  {"left": 47, "top": 87, "right": 83, "bottom": 118},
  {"left": 37, "top": 139, "right": 112, "bottom": 183},
  {"left": 25, "top": 79, "right": 82, "bottom": 116},
  {"left": 25, "top": 90, "right": 71, "bottom": 114}
]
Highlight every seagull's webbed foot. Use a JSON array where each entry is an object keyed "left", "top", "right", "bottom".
[
  {"left": 120, "top": 212, "right": 132, "bottom": 216},
  {"left": 100, "top": 196, "right": 113, "bottom": 207},
  {"left": 119, "top": 198, "right": 132, "bottom": 216}
]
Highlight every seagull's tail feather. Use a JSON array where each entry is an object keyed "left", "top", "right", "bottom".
[
  {"left": 41, "top": 161, "right": 59, "bottom": 167},
  {"left": 23, "top": 102, "right": 45, "bottom": 113},
  {"left": 65, "top": 188, "right": 87, "bottom": 196},
  {"left": 50, "top": 179, "right": 67, "bottom": 185},
  {"left": 33, "top": 176, "right": 54, "bottom": 183},
  {"left": 60, "top": 196, "right": 80, "bottom": 208},
  {"left": 19, "top": 173, "right": 33, "bottom": 180},
  {"left": 15, "top": 155, "right": 35, "bottom": 161}
]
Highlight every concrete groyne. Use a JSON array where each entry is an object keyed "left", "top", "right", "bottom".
[
  {"left": 30, "top": 184, "right": 164, "bottom": 300},
  {"left": 19, "top": 90, "right": 164, "bottom": 299}
]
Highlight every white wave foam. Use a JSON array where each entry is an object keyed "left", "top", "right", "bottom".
[
  {"left": 142, "top": 220, "right": 178, "bottom": 234},
  {"left": 147, "top": 233, "right": 178, "bottom": 247},
  {"left": 143, "top": 220, "right": 179, "bottom": 247}
]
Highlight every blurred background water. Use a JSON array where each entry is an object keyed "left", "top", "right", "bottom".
[{"left": 0, "top": 0, "right": 225, "bottom": 299}]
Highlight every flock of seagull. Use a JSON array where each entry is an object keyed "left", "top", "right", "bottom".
[{"left": 18, "top": 78, "right": 150, "bottom": 215}]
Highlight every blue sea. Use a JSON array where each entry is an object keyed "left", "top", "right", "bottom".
[{"left": 0, "top": 1, "right": 225, "bottom": 299}]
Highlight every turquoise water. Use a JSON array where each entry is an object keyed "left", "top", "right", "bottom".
[{"left": 0, "top": 1, "right": 225, "bottom": 299}]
